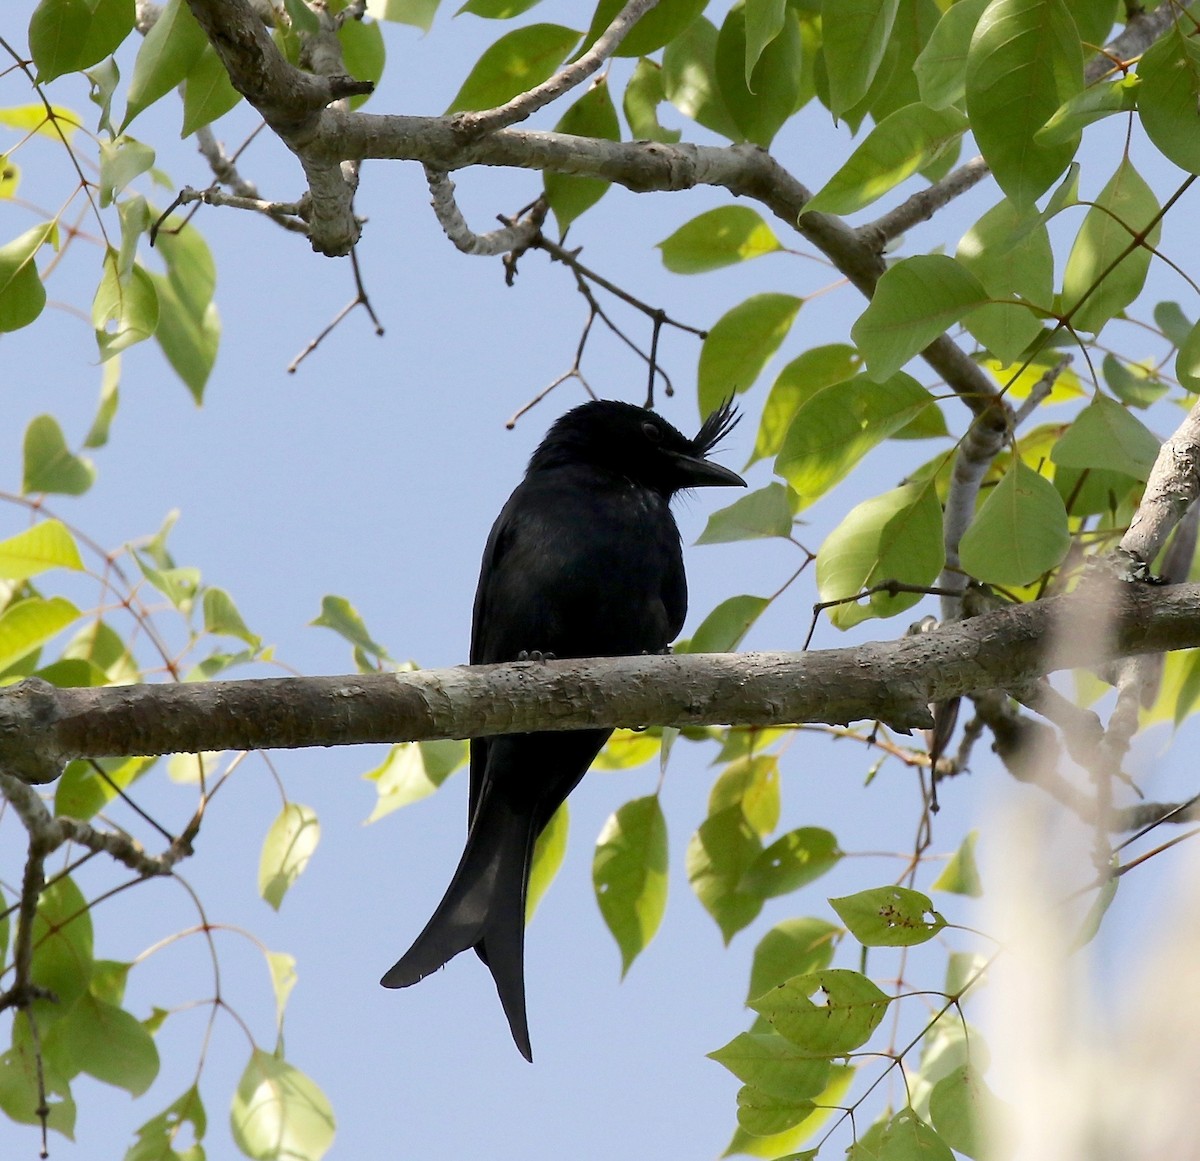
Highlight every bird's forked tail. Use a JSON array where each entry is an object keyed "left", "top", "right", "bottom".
[{"left": 380, "top": 789, "right": 537, "bottom": 1061}]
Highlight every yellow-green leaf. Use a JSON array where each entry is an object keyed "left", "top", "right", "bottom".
[
  {"left": 0, "top": 520, "right": 84, "bottom": 580},
  {"left": 231, "top": 1049, "right": 335, "bottom": 1161},
  {"left": 658, "top": 206, "right": 782, "bottom": 274},
  {"left": 816, "top": 482, "right": 945, "bottom": 630}
]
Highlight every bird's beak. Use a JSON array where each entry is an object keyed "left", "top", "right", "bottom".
[{"left": 668, "top": 452, "right": 747, "bottom": 488}]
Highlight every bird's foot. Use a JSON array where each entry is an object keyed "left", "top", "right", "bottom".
[{"left": 516, "top": 649, "right": 557, "bottom": 663}]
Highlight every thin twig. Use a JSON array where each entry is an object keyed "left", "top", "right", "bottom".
[{"left": 451, "top": 0, "right": 661, "bottom": 137}]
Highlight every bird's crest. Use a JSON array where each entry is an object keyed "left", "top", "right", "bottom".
[{"left": 694, "top": 397, "right": 741, "bottom": 457}]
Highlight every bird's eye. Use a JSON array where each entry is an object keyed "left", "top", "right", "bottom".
[{"left": 641, "top": 421, "right": 662, "bottom": 443}]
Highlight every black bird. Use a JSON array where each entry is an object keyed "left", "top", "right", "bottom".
[{"left": 381, "top": 398, "right": 745, "bottom": 1060}]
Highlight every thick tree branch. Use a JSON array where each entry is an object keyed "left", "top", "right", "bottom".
[{"left": 1, "top": 578, "right": 1199, "bottom": 782}]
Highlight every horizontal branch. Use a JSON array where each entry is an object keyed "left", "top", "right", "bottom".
[{"left": 2, "top": 579, "right": 1198, "bottom": 784}]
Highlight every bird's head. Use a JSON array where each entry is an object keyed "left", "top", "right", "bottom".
[{"left": 528, "top": 398, "right": 746, "bottom": 497}]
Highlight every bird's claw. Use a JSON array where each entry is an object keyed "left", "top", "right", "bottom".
[{"left": 516, "top": 649, "right": 556, "bottom": 663}]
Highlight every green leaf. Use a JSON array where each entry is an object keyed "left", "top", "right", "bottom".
[
  {"left": 804, "top": 104, "right": 968, "bottom": 217},
  {"left": 958, "top": 460, "right": 1069, "bottom": 585},
  {"left": 775, "top": 372, "right": 938, "bottom": 509},
  {"left": 1061, "top": 158, "right": 1160, "bottom": 335},
  {"left": 266, "top": 951, "right": 298, "bottom": 1034},
  {"left": 722, "top": 1065, "right": 854, "bottom": 1159},
  {"left": 133, "top": 552, "right": 200, "bottom": 611},
  {"left": 751, "top": 344, "right": 862, "bottom": 464},
  {"left": 60, "top": 993, "right": 159, "bottom": 1095},
  {"left": 0, "top": 1039, "right": 76, "bottom": 1137},
  {"left": 1103, "top": 354, "right": 1167, "bottom": 409},
  {"left": 821, "top": 0, "right": 900, "bottom": 119},
  {"left": 853, "top": 255, "right": 987, "bottom": 381},
  {"left": 681, "top": 594, "right": 769, "bottom": 654},
  {"left": 661, "top": 16, "right": 741, "bottom": 140},
  {"left": 581, "top": 0, "right": 708, "bottom": 58},
  {"left": 715, "top": 2, "right": 802, "bottom": 147},
  {"left": 1050, "top": 394, "right": 1160, "bottom": 481},
  {"left": 1071, "top": 871, "right": 1117, "bottom": 949},
  {"left": 957, "top": 198, "right": 1054, "bottom": 363},
  {"left": 0, "top": 520, "right": 84, "bottom": 580},
  {"left": 181, "top": 42, "right": 242, "bottom": 135},
  {"left": 55, "top": 756, "right": 154, "bottom": 821},
  {"left": 1156, "top": 300, "right": 1194, "bottom": 348},
  {"left": 155, "top": 212, "right": 217, "bottom": 318},
  {"left": 657, "top": 206, "right": 782, "bottom": 274},
  {"left": 230, "top": 1049, "right": 335, "bottom": 1161},
  {"left": 747, "top": 917, "right": 839, "bottom": 1002},
  {"left": 622, "top": 58, "right": 680, "bottom": 143},
  {"left": 736, "top": 1083, "right": 818, "bottom": 1138},
  {"left": 744, "top": 827, "right": 841, "bottom": 899},
  {"left": 931, "top": 830, "right": 983, "bottom": 897},
  {"left": 93, "top": 249, "right": 159, "bottom": 358},
  {"left": 593, "top": 728, "right": 661, "bottom": 771},
  {"left": 687, "top": 805, "right": 764, "bottom": 943},
  {"left": 29, "top": 0, "right": 135, "bottom": 82},
  {"left": 283, "top": 0, "right": 320, "bottom": 33},
  {"left": 370, "top": 0, "right": 439, "bottom": 28},
  {"left": 816, "top": 482, "right": 945, "bottom": 630},
  {"left": 526, "top": 800, "right": 568, "bottom": 920},
  {"left": 259, "top": 804, "right": 321, "bottom": 911},
  {"left": 458, "top": 0, "right": 542, "bottom": 15},
  {"left": 928, "top": 1064, "right": 1008, "bottom": 1160},
  {"left": 710, "top": 1032, "right": 831, "bottom": 1100},
  {"left": 152, "top": 217, "right": 220, "bottom": 402},
  {"left": 836, "top": 0, "right": 938, "bottom": 132},
  {"left": 744, "top": 0, "right": 787, "bottom": 85},
  {"left": 750, "top": 968, "right": 890, "bottom": 1054},
  {"left": 696, "top": 483, "right": 795, "bottom": 545},
  {"left": 913, "top": 0, "right": 990, "bottom": 110},
  {"left": 364, "top": 739, "right": 468, "bottom": 821},
  {"left": 708, "top": 754, "right": 780, "bottom": 836},
  {"left": 122, "top": 0, "right": 208, "bottom": 129},
  {"left": 445, "top": 24, "right": 580, "bottom": 113},
  {"left": 337, "top": 16, "right": 385, "bottom": 110},
  {"left": 0, "top": 222, "right": 56, "bottom": 332},
  {"left": 63, "top": 618, "right": 138, "bottom": 684},
  {"left": 0, "top": 596, "right": 80, "bottom": 671},
  {"left": 1177, "top": 320, "right": 1200, "bottom": 393},
  {"left": 98, "top": 134, "right": 154, "bottom": 207},
  {"left": 875, "top": 1109, "right": 955, "bottom": 1161},
  {"left": 202, "top": 586, "right": 259, "bottom": 646},
  {"left": 830, "top": 885, "right": 946, "bottom": 947},
  {"left": 31, "top": 875, "right": 94, "bottom": 1009},
  {"left": 965, "top": 0, "right": 1083, "bottom": 208},
  {"left": 127, "top": 1086, "right": 207, "bottom": 1161},
  {"left": 1137, "top": 21, "right": 1200, "bottom": 173},
  {"left": 698, "top": 292, "right": 803, "bottom": 414},
  {"left": 86, "top": 55, "right": 120, "bottom": 134},
  {"left": 1037, "top": 74, "right": 1139, "bottom": 145},
  {"left": 593, "top": 795, "right": 668, "bottom": 975},
  {"left": 311, "top": 594, "right": 392, "bottom": 659},
  {"left": 543, "top": 77, "right": 620, "bottom": 233}
]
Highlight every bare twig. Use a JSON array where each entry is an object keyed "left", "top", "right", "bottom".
[{"left": 426, "top": 168, "right": 545, "bottom": 255}]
